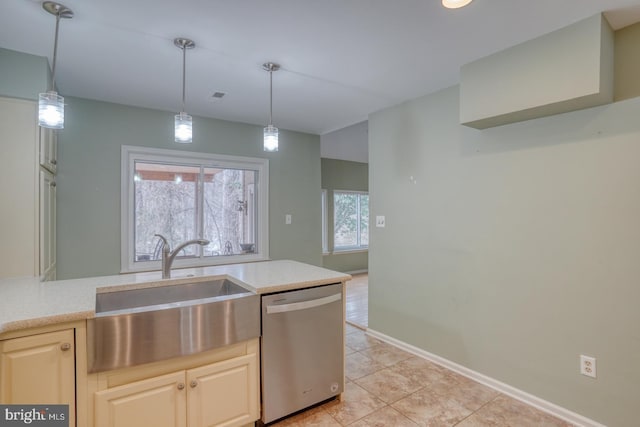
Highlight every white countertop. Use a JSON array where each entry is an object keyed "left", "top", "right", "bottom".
[{"left": 0, "top": 260, "right": 351, "bottom": 335}]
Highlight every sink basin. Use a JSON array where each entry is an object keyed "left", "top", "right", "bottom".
[
  {"left": 95, "top": 278, "right": 252, "bottom": 315},
  {"left": 87, "top": 278, "right": 260, "bottom": 373}
]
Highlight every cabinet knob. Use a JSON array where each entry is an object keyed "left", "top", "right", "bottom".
[
  {"left": 190, "top": 380, "right": 198, "bottom": 388},
  {"left": 60, "top": 342, "right": 71, "bottom": 351},
  {"left": 50, "top": 181, "right": 57, "bottom": 188},
  {"left": 51, "top": 159, "right": 57, "bottom": 165},
  {"left": 177, "top": 383, "right": 185, "bottom": 390}
]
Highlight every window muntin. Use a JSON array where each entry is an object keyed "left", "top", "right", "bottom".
[
  {"left": 333, "top": 191, "right": 369, "bottom": 251},
  {"left": 122, "top": 146, "right": 268, "bottom": 273}
]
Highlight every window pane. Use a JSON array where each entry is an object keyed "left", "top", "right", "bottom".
[
  {"left": 334, "top": 193, "right": 358, "bottom": 248},
  {"left": 123, "top": 146, "right": 269, "bottom": 272},
  {"left": 360, "top": 194, "right": 369, "bottom": 246},
  {"left": 203, "top": 168, "right": 257, "bottom": 256},
  {"left": 134, "top": 162, "right": 199, "bottom": 262}
]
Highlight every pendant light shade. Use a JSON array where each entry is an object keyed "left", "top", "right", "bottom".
[
  {"left": 39, "top": 1, "right": 73, "bottom": 129},
  {"left": 442, "top": 0, "right": 473, "bottom": 8},
  {"left": 263, "top": 62, "right": 280, "bottom": 152},
  {"left": 175, "top": 111, "right": 193, "bottom": 143},
  {"left": 174, "top": 38, "right": 195, "bottom": 143},
  {"left": 39, "top": 91, "right": 65, "bottom": 129},
  {"left": 263, "top": 124, "right": 278, "bottom": 152}
]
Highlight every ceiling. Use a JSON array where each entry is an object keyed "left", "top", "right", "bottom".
[{"left": 1, "top": 0, "right": 639, "bottom": 136}]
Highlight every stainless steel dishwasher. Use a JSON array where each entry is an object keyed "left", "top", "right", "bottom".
[{"left": 261, "top": 283, "right": 344, "bottom": 424}]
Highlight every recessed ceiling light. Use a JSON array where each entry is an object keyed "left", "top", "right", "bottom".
[{"left": 442, "top": 0, "right": 473, "bottom": 9}]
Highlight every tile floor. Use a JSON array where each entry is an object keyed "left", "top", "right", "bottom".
[
  {"left": 270, "top": 274, "right": 574, "bottom": 426},
  {"left": 345, "top": 273, "right": 368, "bottom": 328},
  {"left": 271, "top": 325, "right": 573, "bottom": 426}
]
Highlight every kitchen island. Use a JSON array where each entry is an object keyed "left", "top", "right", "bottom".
[
  {"left": 0, "top": 259, "right": 351, "bottom": 334},
  {"left": 0, "top": 260, "right": 351, "bottom": 427}
]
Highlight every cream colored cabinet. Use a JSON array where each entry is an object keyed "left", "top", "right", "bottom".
[
  {"left": 40, "top": 168, "right": 57, "bottom": 281},
  {"left": 0, "top": 96, "right": 57, "bottom": 280},
  {"left": 39, "top": 126, "right": 58, "bottom": 174},
  {"left": 0, "top": 329, "right": 75, "bottom": 425},
  {"left": 187, "top": 353, "right": 258, "bottom": 427},
  {"left": 92, "top": 340, "right": 259, "bottom": 427},
  {"left": 95, "top": 371, "right": 186, "bottom": 427}
]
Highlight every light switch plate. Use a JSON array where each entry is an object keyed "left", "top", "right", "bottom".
[
  {"left": 285, "top": 214, "right": 292, "bottom": 225},
  {"left": 376, "top": 215, "right": 386, "bottom": 228}
]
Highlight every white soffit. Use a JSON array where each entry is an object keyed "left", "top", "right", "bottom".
[{"left": 604, "top": 5, "right": 640, "bottom": 30}]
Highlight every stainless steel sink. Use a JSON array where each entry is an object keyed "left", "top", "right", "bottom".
[
  {"left": 95, "top": 278, "right": 252, "bottom": 315},
  {"left": 87, "top": 278, "right": 260, "bottom": 373}
]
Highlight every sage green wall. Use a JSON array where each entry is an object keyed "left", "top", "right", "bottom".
[
  {"left": 321, "top": 158, "right": 368, "bottom": 273},
  {"left": 368, "top": 85, "right": 640, "bottom": 426},
  {"left": 0, "top": 48, "right": 48, "bottom": 100},
  {"left": 57, "top": 97, "right": 322, "bottom": 279}
]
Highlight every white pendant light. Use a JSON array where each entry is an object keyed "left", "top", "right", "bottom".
[
  {"left": 442, "top": 0, "right": 473, "bottom": 9},
  {"left": 263, "top": 62, "right": 280, "bottom": 152},
  {"left": 39, "top": 2, "right": 73, "bottom": 129},
  {"left": 174, "top": 38, "right": 195, "bottom": 143}
]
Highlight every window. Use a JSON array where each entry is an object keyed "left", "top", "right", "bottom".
[
  {"left": 121, "top": 146, "right": 269, "bottom": 273},
  {"left": 333, "top": 191, "right": 369, "bottom": 251}
]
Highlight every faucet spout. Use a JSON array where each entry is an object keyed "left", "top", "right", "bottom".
[{"left": 154, "top": 234, "right": 210, "bottom": 279}]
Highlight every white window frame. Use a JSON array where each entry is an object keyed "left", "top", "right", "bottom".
[
  {"left": 321, "top": 189, "right": 328, "bottom": 254},
  {"left": 333, "top": 190, "right": 369, "bottom": 252},
  {"left": 121, "top": 145, "right": 269, "bottom": 273}
]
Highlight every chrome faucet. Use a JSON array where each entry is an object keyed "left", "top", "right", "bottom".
[{"left": 154, "top": 234, "right": 210, "bottom": 279}]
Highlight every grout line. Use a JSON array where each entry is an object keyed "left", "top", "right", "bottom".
[
  {"left": 452, "top": 394, "right": 503, "bottom": 426},
  {"left": 366, "top": 328, "right": 602, "bottom": 427}
]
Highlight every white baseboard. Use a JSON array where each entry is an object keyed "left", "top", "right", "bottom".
[
  {"left": 365, "top": 328, "right": 606, "bottom": 427},
  {"left": 345, "top": 269, "right": 368, "bottom": 275}
]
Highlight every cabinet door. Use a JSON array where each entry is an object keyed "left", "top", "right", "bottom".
[
  {"left": 0, "top": 329, "right": 75, "bottom": 425},
  {"left": 39, "top": 126, "right": 57, "bottom": 174},
  {"left": 95, "top": 371, "right": 187, "bottom": 427},
  {"left": 186, "top": 353, "right": 259, "bottom": 427},
  {"left": 39, "top": 168, "right": 56, "bottom": 281}
]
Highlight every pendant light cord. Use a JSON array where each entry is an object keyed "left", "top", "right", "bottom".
[
  {"left": 42, "top": 2, "right": 74, "bottom": 93},
  {"left": 181, "top": 44, "right": 187, "bottom": 113},
  {"left": 269, "top": 69, "right": 273, "bottom": 126},
  {"left": 50, "top": 13, "right": 61, "bottom": 91}
]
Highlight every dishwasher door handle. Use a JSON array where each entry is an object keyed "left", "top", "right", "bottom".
[{"left": 266, "top": 293, "right": 342, "bottom": 314}]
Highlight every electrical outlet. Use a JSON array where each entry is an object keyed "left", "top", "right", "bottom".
[
  {"left": 375, "top": 215, "right": 386, "bottom": 228},
  {"left": 580, "top": 355, "right": 596, "bottom": 378}
]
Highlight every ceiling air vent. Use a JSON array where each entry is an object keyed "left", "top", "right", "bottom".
[{"left": 211, "top": 91, "right": 226, "bottom": 99}]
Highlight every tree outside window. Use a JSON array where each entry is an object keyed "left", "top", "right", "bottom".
[
  {"left": 333, "top": 191, "right": 368, "bottom": 250},
  {"left": 122, "top": 146, "right": 268, "bottom": 273},
  {"left": 134, "top": 163, "right": 257, "bottom": 261}
]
